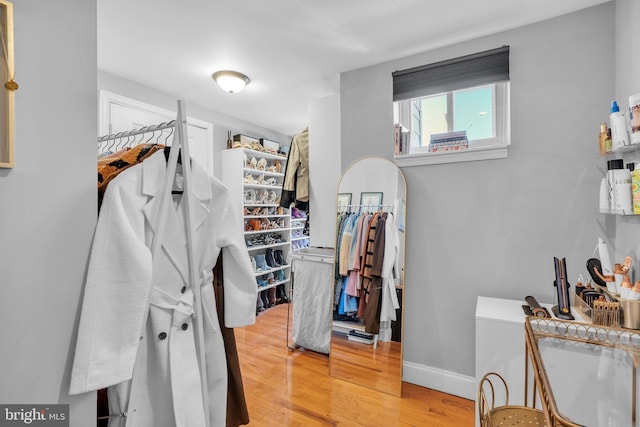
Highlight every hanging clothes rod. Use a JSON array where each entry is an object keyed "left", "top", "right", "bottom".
[
  {"left": 97, "top": 120, "right": 176, "bottom": 143},
  {"left": 339, "top": 203, "right": 393, "bottom": 208}
]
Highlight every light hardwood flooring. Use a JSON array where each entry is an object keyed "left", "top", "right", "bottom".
[
  {"left": 329, "top": 332, "right": 402, "bottom": 396},
  {"left": 234, "top": 303, "right": 475, "bottom": 426}
]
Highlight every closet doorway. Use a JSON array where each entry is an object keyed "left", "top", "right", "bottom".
[{"left": 99, "top": 90, "right": 214, "bottom": 176}]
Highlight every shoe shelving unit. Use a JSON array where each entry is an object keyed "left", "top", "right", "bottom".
[
  {"left": 221, "top": 147, "right": 292, "bottom": 297},
  {"left": 290, "top": 208, "right": 310, "bottom": 251}
]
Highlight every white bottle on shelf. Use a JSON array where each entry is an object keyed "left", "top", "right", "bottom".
[{"left": 610, "top": 101, "right": 630, "bottom": 151}]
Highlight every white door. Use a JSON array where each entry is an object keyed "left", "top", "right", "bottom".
[{"left": 99, "top": 90, "right": 214, "bottom": 176}]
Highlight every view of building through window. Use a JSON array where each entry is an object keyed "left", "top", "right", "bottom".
[{"left": 413, "top": 84, "right": 494, "bottom": 149}]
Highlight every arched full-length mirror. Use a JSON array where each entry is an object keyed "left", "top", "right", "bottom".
[{"left": 330, "top": 157, "right": 406, "bottom": 396}]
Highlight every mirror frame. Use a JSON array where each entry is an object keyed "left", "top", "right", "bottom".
[
  {"left": 329, "top": 156, "right": 407, "bottom": 396},
  {"left": 0, "top": 0, "right": 15, "bottom": 168}
]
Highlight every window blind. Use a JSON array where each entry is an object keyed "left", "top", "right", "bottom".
[{"left": 392, "top": 46, "right": 510, "bottom": 102}]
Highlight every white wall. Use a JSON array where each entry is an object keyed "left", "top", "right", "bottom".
[
  {"left": 98, "top": 71, "right": 292, "bottom": 179},
  {"left": 309, "top": 94, "right": 341, "bottom": 247},
  {"left": 0, "top": 1, "right": 97, "bottom": 425},
  {"left": 340, "top": 2, "right": 614, "bottom": 398}
]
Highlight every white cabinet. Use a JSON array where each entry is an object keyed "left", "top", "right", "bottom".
[{"left": 221, "top": 148, "right": 291, "bottom": 302}]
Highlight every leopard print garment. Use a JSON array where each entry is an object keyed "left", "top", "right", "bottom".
[{"left": 97, "top": 144, "right": 164, "bottom": 210}]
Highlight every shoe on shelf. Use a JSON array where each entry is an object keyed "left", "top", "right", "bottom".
[
  {"left": 260, "top": 289, "right": 270, "bottom": 308},
  {"left": 255, "top": 254, "right": 269, "bottom": 271},
  {"left": 267, "top": 287, "right": 277, "bottom": 307},
  {"left": 274, "top": 249, "right": 286, "bottom": 266},
  {"left": 276, "top": 284, "right": 289, "bottom": 303},
  {"left": 245, "top": 235, "right": 257, "bottom": 247},
  {"left": 256, "top": 294, "right": 265, "bottom": 312},
  {"left": 274, "top": 160, "right": 282, "bottom": 173},
  {"left": 267, "top": 191, "right": 279, "bottom": 204},
  {"left": 250, "top": 256, "right": 257, "bottom": 272},
  {"left": 243, "top": 190, "right": 256, "bottom": 204},
  {"left": 265, "top": 248, "right": 278, "bottom": 267},
  {"left": 257, "top": 158, "right": 267, "bottom": 170},
  {"left": 249, "top": 157, "right": 258, "bottom": 169},
  {"left": 257, "top": 189, "right": 268, "bottom": 204}
]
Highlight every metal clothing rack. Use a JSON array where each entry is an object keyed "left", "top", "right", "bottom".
[
  {"left": 97, "top": 121, "right": 175, "bottom": 155},
  {"left": 338, "top": 203, "right": 394, "bottom": 213},
  {"left": 95, "top": 101, "right": 211, "bottom": 427}
]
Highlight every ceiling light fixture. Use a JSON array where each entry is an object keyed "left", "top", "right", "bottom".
[{"left": 212, "top": 70, "right": 250, "bottom": 94}]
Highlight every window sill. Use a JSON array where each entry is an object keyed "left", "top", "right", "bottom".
[{"left": 394, "top": 145, "right": 508, "bottom": 167}]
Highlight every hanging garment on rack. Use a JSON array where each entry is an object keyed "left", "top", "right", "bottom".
[
  {"left": 212, "top": 253, "right": 250, "bottom": 427},
  {"left": 279, "top": 127, "right": 308, "bottom": 209},
  {"left": 363, "top": 212, "right": 386, "bottom": 334},
  {"left": 358, "top": 212, "right": 380, "bottom": 318},
  {"left": 345, "top": 213, "right": 367, "bottom": 297},
  {"left": 70, "top": 150, "right": 257, "bottom": 427},
  {"left": 338, "top": 214, "right": 359, "bottom": 277},
  {"left": 97, "top": 144, "right": 164, "bottom": 209},
  {"left": 380, "top": 213, "right": 401, "bottom": 324}
]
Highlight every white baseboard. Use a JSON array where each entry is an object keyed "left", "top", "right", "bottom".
[{"left": 403, "top": 361, "right": 475, "bottom": 400}]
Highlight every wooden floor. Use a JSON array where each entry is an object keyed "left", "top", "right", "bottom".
[{"left": 234, "top": 303, "right": 475, "bottom": 426}]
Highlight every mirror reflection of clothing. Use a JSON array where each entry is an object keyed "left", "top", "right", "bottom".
[
  {"left": 380, "top": 213, "right": 401, "bottom": 323},
  {"left": 334, "top": 210, "right": 396, "bottom": 335}
]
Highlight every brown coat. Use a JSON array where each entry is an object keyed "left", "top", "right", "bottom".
[{"left": 213, "top": 254, "right": 250, "bottom": 427}]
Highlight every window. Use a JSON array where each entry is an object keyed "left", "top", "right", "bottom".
[{"left": 393, "top": 46, "right": 510, "bottom": 166}]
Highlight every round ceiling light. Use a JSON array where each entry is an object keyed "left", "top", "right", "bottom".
[{"left": 212, "top": 70, "right": 250, "bottom": 94}]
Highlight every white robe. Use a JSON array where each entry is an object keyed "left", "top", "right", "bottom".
[
  {"left": 70, "top": 151, "right": 257, "bottom": 427},
  {"left": 380, "top": 213, "right": 401, "bottom": 323}
]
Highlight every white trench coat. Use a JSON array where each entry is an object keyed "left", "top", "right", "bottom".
[{"left": 70, "top": 151, "right": 257, "bottom": 427}]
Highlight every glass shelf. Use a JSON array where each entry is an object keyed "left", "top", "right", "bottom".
[
  {"left": 601, "top": 143, "right": 640, "bottom": 157},
  {"left": 598, "top": 208, "right": 639, "bottom": 216}
]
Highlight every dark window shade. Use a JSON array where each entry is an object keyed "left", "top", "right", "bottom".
[{"left": 392, "top": 46, "right": 509, "bottom": 102}]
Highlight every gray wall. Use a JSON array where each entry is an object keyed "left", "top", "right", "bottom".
[
  {"left": 341, "top": 2, "right": 615, "bottom": 381},
  {"left": 0, "top": 1, "right": 97, "bottom": 425},
  {"left": 98, "top": 71, "right": 293, "bottom": 179},
  {"left": 613, "top": 0, "right": 640, "bottom": 269}
]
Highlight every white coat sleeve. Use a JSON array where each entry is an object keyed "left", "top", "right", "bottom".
[
  {"left": 216, "top": 187, "right": 258, "bottom": 328},
  {"left": 379, "top": 215, "right": 400, "bottom": 323},
  {"left": 70, "top": 174, "right": 152, "bottom": 395}
]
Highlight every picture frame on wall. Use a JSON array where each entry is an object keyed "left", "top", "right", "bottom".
[
  {"left": 337, "top": 193, "right": 351, "bottom": 212},
  {"left": 360, "top": 192, "right": 383, "bottom": 210},
  {"left": 0, "top": 0, "right": 15, "bottom": 169}
]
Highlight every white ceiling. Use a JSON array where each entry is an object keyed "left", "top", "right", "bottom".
[{"left": 98, "top": 0, "right": 609, "bottom": 136}]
